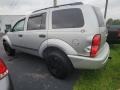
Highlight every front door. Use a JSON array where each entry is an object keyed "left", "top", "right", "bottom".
[
  {"left": 7, "top": 19, "right": 25, "bottom": 48},
  {"left": 18, "top": 11, "right": 48, "bottom": 54}
]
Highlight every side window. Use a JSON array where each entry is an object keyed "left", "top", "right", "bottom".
[
  {"left": 52, "top": 8, "right": 84, "bottom": 29},
  {"left": 27, "top": 13, "right": 46, "bottom": 30},
  {"left": 13, "top": 19, "right": 25, "bottom": 32}
]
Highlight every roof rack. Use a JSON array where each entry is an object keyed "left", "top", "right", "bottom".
[{"left": 33, "top": 2, "right": 83, "bottom": 13}]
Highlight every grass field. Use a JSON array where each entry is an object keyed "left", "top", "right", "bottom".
[{"left": 74, "top": 45, "right": 120, "bottom": 90}]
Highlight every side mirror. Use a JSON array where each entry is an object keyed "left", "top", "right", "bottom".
[{"left": 11, "top": 28, "right": 15, "bottom": 32}]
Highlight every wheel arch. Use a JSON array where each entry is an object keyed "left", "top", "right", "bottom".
[
  {"left": 2, "top": 35, "right": 12, "bottom": 47},
  {"left": 39, "top": 39, "right": 78, "bottom": 58}
]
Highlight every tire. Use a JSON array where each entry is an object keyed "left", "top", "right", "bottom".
[
  {"left": 44, "top": 49, "right": 73, "bottom": 79},
  {"left": 3, "top": 41, "right": 15, "bottom": 56}
]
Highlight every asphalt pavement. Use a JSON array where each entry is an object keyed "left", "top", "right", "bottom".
[{"left": 0, "top": 35, "right": 80, "bottom": 90}]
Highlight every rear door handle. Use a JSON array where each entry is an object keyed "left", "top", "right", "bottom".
[
  {"left": 18, "top": 34, "right": 23, "bottom": 37},
  {"left": 39, "top": 34, "right": 46, "bottom": 38}
]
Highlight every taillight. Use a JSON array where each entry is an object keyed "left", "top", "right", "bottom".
[
  {"left": 0, "top": 58, "right": 8, "bottom": 79},
  {"left": 90, "top": 34, "right": 101, "bottom": 57}
]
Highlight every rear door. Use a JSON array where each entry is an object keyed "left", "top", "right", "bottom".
[{"left": 48, "top": 6, "right": 89, "bottom": 56}]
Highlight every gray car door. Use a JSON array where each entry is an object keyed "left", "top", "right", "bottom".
[{"left": 7, "top": 19, "right": 25, "bottom": 47}]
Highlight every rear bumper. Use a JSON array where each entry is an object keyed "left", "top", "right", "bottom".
[
  {"left": 0, "top": 75, "right": 14, "bottom": 90},
  {"left": 68, "top": 43, "right": 110, "bottom": 69}
]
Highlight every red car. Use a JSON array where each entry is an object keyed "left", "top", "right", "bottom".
[{"left": 0, "top": 58, "right": 14, "bottom": 90}]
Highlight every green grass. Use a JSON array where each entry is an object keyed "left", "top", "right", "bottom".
[{"left": 73, "top": 45, "right": 120, "bottom": 90}]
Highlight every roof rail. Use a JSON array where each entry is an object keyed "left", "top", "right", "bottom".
[
  {"left": 65, "top": 2, "right": 83, "bottom": 6},
  {"left": 33, "top": 2, "right": 83, "bottom": 13}
]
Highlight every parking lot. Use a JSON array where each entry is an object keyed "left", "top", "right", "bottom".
[{"left": 0, "top": 35, "right": 80, "bottom": 90}]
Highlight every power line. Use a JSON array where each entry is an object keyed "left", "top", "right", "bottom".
[
  {"left": 9, "top": 0, "right": 18, "bottom": 9},
  {"left": 9, "top": 0, "right": 15, "bottom": 7}
]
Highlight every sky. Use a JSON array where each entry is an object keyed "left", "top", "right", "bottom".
[{"left": 0, "top": 0, "right": 120, "bottom": 19}]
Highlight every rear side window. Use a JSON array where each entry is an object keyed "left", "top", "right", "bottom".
[
  {"left": 27, "top": 13, "right": 46, "bottom": 30},
  {"left": 93, "top": 7, "right": 105, "bottom": 27},
  {"left": 52, "top": 8, "right": 84, "bottom": 29}
]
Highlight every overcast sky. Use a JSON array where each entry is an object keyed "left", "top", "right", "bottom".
[{"left": 0, "top": 0, "right": 120, "bottom": 19}]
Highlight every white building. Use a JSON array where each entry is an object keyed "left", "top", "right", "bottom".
[{"left": 0, "top": 15, "right": 25, "bottom": 33}]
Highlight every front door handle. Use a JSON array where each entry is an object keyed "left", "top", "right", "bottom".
[
  {"left": 18, "top": 34, "right": 23, "bottom": 37},
  {"left": 39, "top": 34, "right": 46, "bottom": 38}
]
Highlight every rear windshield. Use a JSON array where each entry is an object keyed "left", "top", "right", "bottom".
[
  {"left": 52, "top": 8, "right": 84, "bottom": 29},
  {"left": 93, "top": 7, "right": 105, "bottom": 27}
]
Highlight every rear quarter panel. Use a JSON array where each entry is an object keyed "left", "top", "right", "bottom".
[{"left": 48, "top": 5, "right": 99, "bottom": 56}]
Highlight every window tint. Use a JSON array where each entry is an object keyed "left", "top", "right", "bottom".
[
  {"left": 52, "top": 8, "right": 84, "bottom": 29},
  {"left": 13, "top": 19, "right": 25, "bottom": 32},
  {"left": 27, "top": 13, "right": 46, "bottom": 30},
  {"left": 93, "top": 7, "right": 105, "bottom": 27}
]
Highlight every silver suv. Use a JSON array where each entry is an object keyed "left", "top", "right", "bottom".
[{"left": 2, "top": 2, "right": 110, "bottom": 79}]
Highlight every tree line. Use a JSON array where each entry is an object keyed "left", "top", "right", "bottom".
[{"left": 106, "top": 18, "right": 120, "bottom": 26}]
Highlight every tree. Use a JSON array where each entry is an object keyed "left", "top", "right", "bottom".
[
  {"left": 106, "top": 18, "right": 113, "bottom": 26},
  {"left": 106, "top": 18, "right": 120, "bottom": 25},
  {"left": 112, "top": 19, "right": 120, "bottom": 25}
]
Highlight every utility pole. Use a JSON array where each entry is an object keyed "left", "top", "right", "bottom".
[
  {"left": 104, "top": 0, "right": 108, "bottom": 19},
  {"left": 54, "top": 0, "right": 57, "bottom": 7}
]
